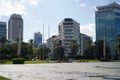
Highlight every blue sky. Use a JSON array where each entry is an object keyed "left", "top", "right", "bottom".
[{"left": 0, "top": 0, "right": 120, "bottom": 42}]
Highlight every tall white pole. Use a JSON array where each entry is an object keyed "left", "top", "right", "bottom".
[
  {"left": 48, "top": 24, "right": 50, "bottom": 38},
  {"left": 43, "top": 24, "right": 44, "bottom": 60},
  {"left": 17, "top": 26, "right": 21, "bottom": 58},
  {"left": 48, "top": 24, "right": 50, "bottom": 53},
  {"left": 103, "top": 37, "right": 106, "bottom": 58}
]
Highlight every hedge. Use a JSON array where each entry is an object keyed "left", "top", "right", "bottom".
[
  {"left": 100, "top": 58, "right": 110, "bottom": 62},
  {"left": 12, "top": 58, "right": 25, "bottom": 64}
]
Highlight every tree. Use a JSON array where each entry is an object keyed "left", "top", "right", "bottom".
[
  {"left": 88, "top": 39, "right": 93, "bottom": 46},
  {"left": 95, "top": 40, "right": 104, "bottom": 59},
  {"left": 0, "top": 42, "right": 35, "bottom": 60},
  {"left": 21, "top": 42, "right": 32, "bottom": 59},
  {"left": 0, "top": 44, "right": 17, "bottom": 60},
  {"left": 84, "top": 45, "right": 96, "bottom": 59},
  {"left": 29, "top": 39, "right": 33, "bottom": 48},
  {"left": 54, "top": 45, "right": 65, "bottom": 61},
  {"left": 117, "top": 35, "right": 120, "bottom": 59},
  {"left": 0, "top": 37, "right": 7, "bottom": 46},
  {"left": 28, "top": 39, "right": 34, "bottom": 59},
  {"left": 33, "top": 48, "right": 40, "bottom": 57},
  {"left": 95, "top": 40, "right": 110, "bottom": 59},
  {"left": 0, "top": 37, "right": 7, "bottom": 60},
  {"left": 37, "top": 46, "right": 50, "bottom": 60},
  {"left": 71, "top": 40, "right": 78, "bottom": 57},
  {"left": 49, "top": 52, "right": 57, "bottom": 60}
]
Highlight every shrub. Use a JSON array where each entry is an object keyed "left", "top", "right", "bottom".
[
  {"left": 100, "top": 58, "right": 110, "bottom": 62},
  {"left": 74, "top": 55, "right": 84, "bottom": 59},
  {"left": 12, "top": 58, "right": 25, "bottom": 64},
  {"left": 0, "top": 60, "right": 6, "bottom": 63},
  {"left": 0, "top": 76, "right": 11, "bottom": 80}
]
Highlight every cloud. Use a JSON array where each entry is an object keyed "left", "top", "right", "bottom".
[
  {"left": 0, "top": 0, "right": 40, "bottom": 17},
  {"left": 80, "top": 3, "right": 86, "bottom": 7},
  {"left": 24, "top": 0, "right": 40, "bottom": 6},
  {"left": 80, "top": 23, "right": 96, "bottom": 41},
  {"left": 0, "top": 0, "right": 26, "bottom": 16},
  {"left": 92, "top": 6, "right": 97, "bottom": 10},
  {"left": 92, "top": 12, "right": 95, "bottom": 17},
  {"left": 73, "top": 0, "right": 86, "bottom": 7},
  {"left": 74, "top": 0, "right": 79, "bottom": 2}
]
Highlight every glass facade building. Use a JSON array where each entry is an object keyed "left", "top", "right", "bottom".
[
  {"left": 34, "top": 32, "right": 42, "bottom": 47},
  {"left": 95, "top": 2, "right": 120, "bottom": 57},
  {"left": 0, "top": 21, "right": 6, "bottom": 39}
]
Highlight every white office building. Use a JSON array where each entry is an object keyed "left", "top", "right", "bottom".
[{"left": 59, "top": 18, "right": 80, "bottom": 55}]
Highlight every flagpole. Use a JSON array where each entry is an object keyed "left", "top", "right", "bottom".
[
  {"left": 43, "top": 24, "right": 44, "bottom": 60},
  {"left": 48, "top": 24, "right": 50, "bottom": 60},
  {"left": 48, "top": 24, "right": 50, "bottom": 38}
]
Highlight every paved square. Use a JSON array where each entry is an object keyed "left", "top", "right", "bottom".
[{"left": 0, "top": 62, "right": 120, "bottom": 80}]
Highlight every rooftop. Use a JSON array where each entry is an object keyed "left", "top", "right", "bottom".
[
  {"left": 97, "top": 2, "right": 120, "bottom": 10},
  {"left": 10, "top": 14, "right": 22, "bottom": 19}
]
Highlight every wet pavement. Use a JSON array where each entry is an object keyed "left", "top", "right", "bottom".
[{"left": 0, "top": 62, "right": 120, "bottom": 80}]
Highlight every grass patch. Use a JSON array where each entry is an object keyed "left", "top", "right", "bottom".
[
  {"left": 25, "top": 60, "right": 53, "bottom": 64},
  {"left": 75, "top": 59, "right": 100, "bottom": 62},
  {"left": 0, "top": 60, "right": 53, "bottom": 64},
  {"left": 88, "top": 60, "right": 101, "bottom": 62},
  {"left": 111, "top": 60, "right": 120, "bottom": 62},
  {"left": 4, "top": 61, "right": 12, "bottom": 64},
  {"left": 75, "top": 59, "right": 89, "bottom": 62},
  {"left": 1, "top": 59, "right": 119, "bottom": 64},
  {"left": 0, "top": 60, "right": 12, "bottom": 64},
  {"left": 0, "top": 76, "right": 10, "bottom": 80}
]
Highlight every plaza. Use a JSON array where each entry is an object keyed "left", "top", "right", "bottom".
[{"left": 0, "top": 62, "right": 120, "bottom": 80}]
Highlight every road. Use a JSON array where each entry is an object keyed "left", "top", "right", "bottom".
[{"left": 0, "top": 62, "right": 120, "bottom": 80}]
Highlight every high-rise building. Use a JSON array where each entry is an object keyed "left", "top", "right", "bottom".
[
  {"left": 59, "top": 18, "right": 80, "bottom": 55},
  {"left": 8, "top": 14, "right": 23, "bottom": 41},
  {"left": 95, "top": 2, "right": 120, "bottom": 58},
  {"left": 0, "top": 21, "right": 6, "bottom": 39},
  {"left": 34, "top": 32, "right": 42, "bottom": 47},
  {"left": 80, "top": 33, "right": 92, "bottom": 55}
]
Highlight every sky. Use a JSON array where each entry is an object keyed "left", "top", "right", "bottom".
[{"left": 0, "top": 0, "right": 120, "bottom": 42}]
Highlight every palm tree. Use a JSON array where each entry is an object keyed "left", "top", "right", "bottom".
[
  {"left": 71, "top": 40, "right": 78, "bottom": 57},
  {"left": 117, "top": 35, "right": 120, "bottom": 59},
  {"left": 28, "top": 39, "right": 34, "bottom": 59},
  {"left": 54, "top": 45, "right": 65, "bottom": 61},
  {"left": 0, "top": 37, "right": 7, "bottom": 46},
  {"left": 88, "top": 39, "right": 93, "bottom": 46},
  {"left": 95, "top": 40, "right": 110, "bottom": 59},
  {"left": 95, "top": 40, "right": 104, "bottom": 59},
  {"left": 29, "top": 39, "right": 33, "bottom": 48}
]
